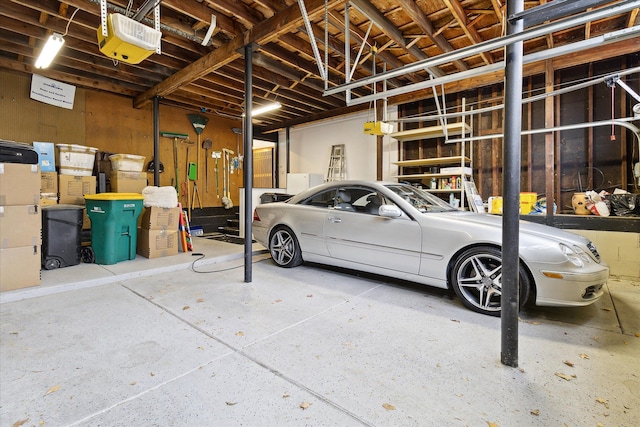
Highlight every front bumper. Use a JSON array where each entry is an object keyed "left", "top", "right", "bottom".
[{"left": 533, "top": 264, "right": 610, "bottom": 307}]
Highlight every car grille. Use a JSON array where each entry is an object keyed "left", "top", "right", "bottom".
[{"left": 586, "top": 241, "right": 601, "bottom": 262}]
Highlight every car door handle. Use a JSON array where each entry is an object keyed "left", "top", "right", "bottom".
[{"left": 328, "top": 216, "right": 342, "bottom": 223}]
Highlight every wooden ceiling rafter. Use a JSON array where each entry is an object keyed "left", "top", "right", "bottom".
[{"left": 1, "top": 0, "right": 637, "bottom": 130}]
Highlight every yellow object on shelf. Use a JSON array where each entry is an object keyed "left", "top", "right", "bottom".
[{"left": 520, "top": 192, "right": 537, "bottom": 214}]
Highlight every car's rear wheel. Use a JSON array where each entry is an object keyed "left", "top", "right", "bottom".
[
  {"left": 450, "top": 246, "right": 530, "bottom": 316},
  {"left": 269, "top": 226, "right": 303, "bottom": 268}
]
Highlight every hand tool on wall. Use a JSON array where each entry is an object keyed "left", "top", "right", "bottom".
[
  {"left": 160, "top": 131, "right": 189, "bottom": 192},
  {"left": 187, "top": 113, "right": 209, "bottom": 189},
  {"left": 202, "top": 138, "right": 213, "bottom": 192},
  {"left": 181, "top": 138, "right": 195, "bottom": 219},
  {"left": 232, "top": 127, "right": 242, "bottom": 175},
  {"left": 222, "top": 148, "right": 234, "bottom": 209},
  {"left": 212, "top": 151, "right": 221, "bottom": 199}
]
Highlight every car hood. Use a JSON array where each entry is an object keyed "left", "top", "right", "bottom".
[{"left": 441, "top": 211, "right": 590, "bottom": 245}]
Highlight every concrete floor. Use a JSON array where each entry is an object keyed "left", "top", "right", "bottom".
[{"left": 1, "top": 237, "right": 639, "bottom": 426}]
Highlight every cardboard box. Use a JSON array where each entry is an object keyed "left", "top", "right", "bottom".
[
  {"left": 0, "top": 245, "right": 41, "bottom": 292},
  {"left": 111, "top": 171, "right": 147, "bottom": 193},
  {"left": 139, "top": 206, "right": 180, "bottom": 230},
  {"left": 58, "top": 175, "right": 96, "bottom": 205},
  {"left": 136, "top": 228, "right": 179, "bottom": 259},
  {"left": 40, "top": 195, "right": 58, "bottom": 206},
  {"left": 0, "top": 163, "right": 40, "bottom": 206},
  {"left": 0, "top": 204, "right": 42, "bottom": 248},
  {"left": 41, "top": 171, "right": 58, "bottom": 193},
  {"left": 32, "top": 142, "right": 56, "bottom": 172}
]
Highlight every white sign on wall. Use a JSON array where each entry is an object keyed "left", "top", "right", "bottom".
[{"left": 30, "top": 74, "right": 76, "bottom": 110}]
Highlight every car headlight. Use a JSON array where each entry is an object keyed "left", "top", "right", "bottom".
[{"left": 559, "top": 243, "right": 591, "bottom": 267}]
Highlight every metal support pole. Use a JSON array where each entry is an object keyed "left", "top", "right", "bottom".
[
  {"left": 153, "top": 95, "right": 160, "bottom": 187},
  {"left": 501, "top": 0, "right": 524, "bottom": 368},
  {"left": 243, "top": 44, "right": 254, "bottom": 283}
]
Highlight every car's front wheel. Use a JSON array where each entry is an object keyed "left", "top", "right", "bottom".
[
  {"left": 269, "top": 226, "right": 303, "bottom": 268},
  {"left": 450, "top": 246, "right": 530, "bottom": 316}
]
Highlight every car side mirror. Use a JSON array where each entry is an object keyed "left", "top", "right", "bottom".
[{"left": 378, "top": 204, "right": 403, "bottom": 218}]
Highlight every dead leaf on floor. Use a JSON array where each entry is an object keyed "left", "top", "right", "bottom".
[
  {"left": 196, "top": 298, "right": 204, "bottom": 303},
  {"left": 601, "top": 307, "right": 612, "bottom": 311},
  {"left": 595, "top": 397, "right": 609, "bottom": 409},
  {"left": 274, "top": 299, "right": 282, "bottom": 303},
  {"left": 450, "top": 319, "right": 460, "bottom": 323},
  {"left": 282, "top": 393, "right": 290, "bottom": 399},
  {"left": 225, "top": 401, "right": 237, "bottom": 406},
  {"left": 593, "top": 336, "right": 599, "bottom": 342},
  {"left": 579, "top": 353, "right": 590, "bottom": 359},
  {"left": 12, "top": 418, "right": 29, "bottom": 427},
  {"left": 182, "top": 306, "right": 190, "bottom": 310},
  {"left": 563, "top": 360, "right": 574, "bottom": 367},
  {"left": 307, "top": 294, "right": 313, "bottom": 297},
  {"left": 236, "top": 331, "right": 244, "bottom": 336},
  {"left": 300, "top": 402, "right": 311, "bottom": 410},
  {"left": 519, "top": 368, "right": 526, "bottom": 373},
  {"left": 635, "top": 333, "right": 640, "bottom": 338},
  {"left": 43, "top": 385, "right": 61, "bottom": 396},
  {"left": 130, "top": 381, "right": 137, "bottom": 386},
  {"left": 554, "top": 372, "right": 572, "bottom": 381},
  {"left": 150, "top": 372, "right": 155, "bottom": 377},
  {"left": 530, "top": 409, "right": 540, "bottom": 416},
  {"left": 487, "top": 422, "right": 499, "bottom": 427},
  {"left": 382, "top": 403, "right": 396, "bottom": 410}
]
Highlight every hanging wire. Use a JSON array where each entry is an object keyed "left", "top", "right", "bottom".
[
  {"left": 63, "top": 7, "right": 81, "bottom": 37},
  {"left": 611, "top": 84, "right": 616, "bottom": 140}
]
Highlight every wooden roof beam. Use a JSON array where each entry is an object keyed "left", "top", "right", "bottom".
[
  {"left": 350, "top": 0, "right": 444, "bottom": 77},
  {"left": 396, "top": 0, "right": 469, "bottom": 72},
  {"left": 133, "top": 0, "right": 343, "bottom": 109}
]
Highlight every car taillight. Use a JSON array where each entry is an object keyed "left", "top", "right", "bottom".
[{"left": 253, "top": 209, "right": 260, "bottom": 221}]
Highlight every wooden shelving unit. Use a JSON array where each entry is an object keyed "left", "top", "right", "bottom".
[{"left": 392, "top": 103, "right": 474, "bottom": 209}]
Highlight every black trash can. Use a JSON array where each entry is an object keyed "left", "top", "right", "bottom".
[
  {"left": 42, "top": 204, "right": 84, "bottom": 269},
  {"left": 260, "top": 192, "right": 294, "bottom": 204}
]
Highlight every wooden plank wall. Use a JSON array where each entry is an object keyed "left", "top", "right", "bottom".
[
  {"left": 398, "top": 56, "right": 639, "bottom": 213},
  {"left": 0, "top": 70, "right": 244, "bottom": 209}
]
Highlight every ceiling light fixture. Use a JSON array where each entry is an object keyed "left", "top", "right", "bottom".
[
  {"left": 245, "top": 102, "right": 282, "bottom": 117},
  {"left": 34, "top": 33, "right": 65, "bottom": 69}
]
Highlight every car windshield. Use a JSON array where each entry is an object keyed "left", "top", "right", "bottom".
[{"left": 384, "top": 183, "right": 457, "bottom": 213}]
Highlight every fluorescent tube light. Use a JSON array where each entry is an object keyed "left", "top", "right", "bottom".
[
  {"left": 35, "top": 33, "right": 65, "bottom": 69},
  {"left": 244, "top": 102, "right": 282, "bottom": 117}
]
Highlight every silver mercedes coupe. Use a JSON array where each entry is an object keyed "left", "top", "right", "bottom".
[{"left": 252, "top": 181, "right": 609, "bottom": 316}]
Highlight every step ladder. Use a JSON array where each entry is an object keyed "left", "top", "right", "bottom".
[{"left": 326, "top": 144, "right": 346, "bottom": 181}]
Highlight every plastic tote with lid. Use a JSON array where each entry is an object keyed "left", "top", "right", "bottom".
[{"left": 85, "top": 193, "right": 144, "bottom": 265}]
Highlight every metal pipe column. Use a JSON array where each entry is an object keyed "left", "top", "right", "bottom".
[
  {"left": 501, "top": 0, "right": 524, "bottom": 368},
  {"left": 153, "top": 95, "right": 160, "bottom": 187},
  {"left": 243, "top": 44, "right": 254, "bottom": 283}
]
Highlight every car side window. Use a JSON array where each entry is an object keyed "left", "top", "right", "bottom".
[{"left": 300, "top": 189, "right": 336, "bottom": 208}]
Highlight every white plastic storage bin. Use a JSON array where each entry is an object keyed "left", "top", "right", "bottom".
[
  {"left": 57, "top": 144, "right": 98, "bottom": 176},
  {"left": 109, "top": 154, "right": 146, "bottom": 172}
]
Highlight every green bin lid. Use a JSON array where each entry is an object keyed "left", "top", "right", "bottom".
[{"left": 85, "top": 193, "right": 144, "bottom": 200}]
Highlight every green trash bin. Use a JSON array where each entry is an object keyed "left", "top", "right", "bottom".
[{"left": 85, "top": 193, "right": 144, "bottom": 265}]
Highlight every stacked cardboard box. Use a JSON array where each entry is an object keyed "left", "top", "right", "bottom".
[
  {"left": 0, "top": 142, "right": 42, "bottom": 292},
  {"left": 136, "top": 206, "right": 180, "bottom": 259}
]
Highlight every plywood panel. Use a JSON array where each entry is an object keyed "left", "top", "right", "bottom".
[{"left": 0, "top": 71, "right": 86, "bottom": 145}]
